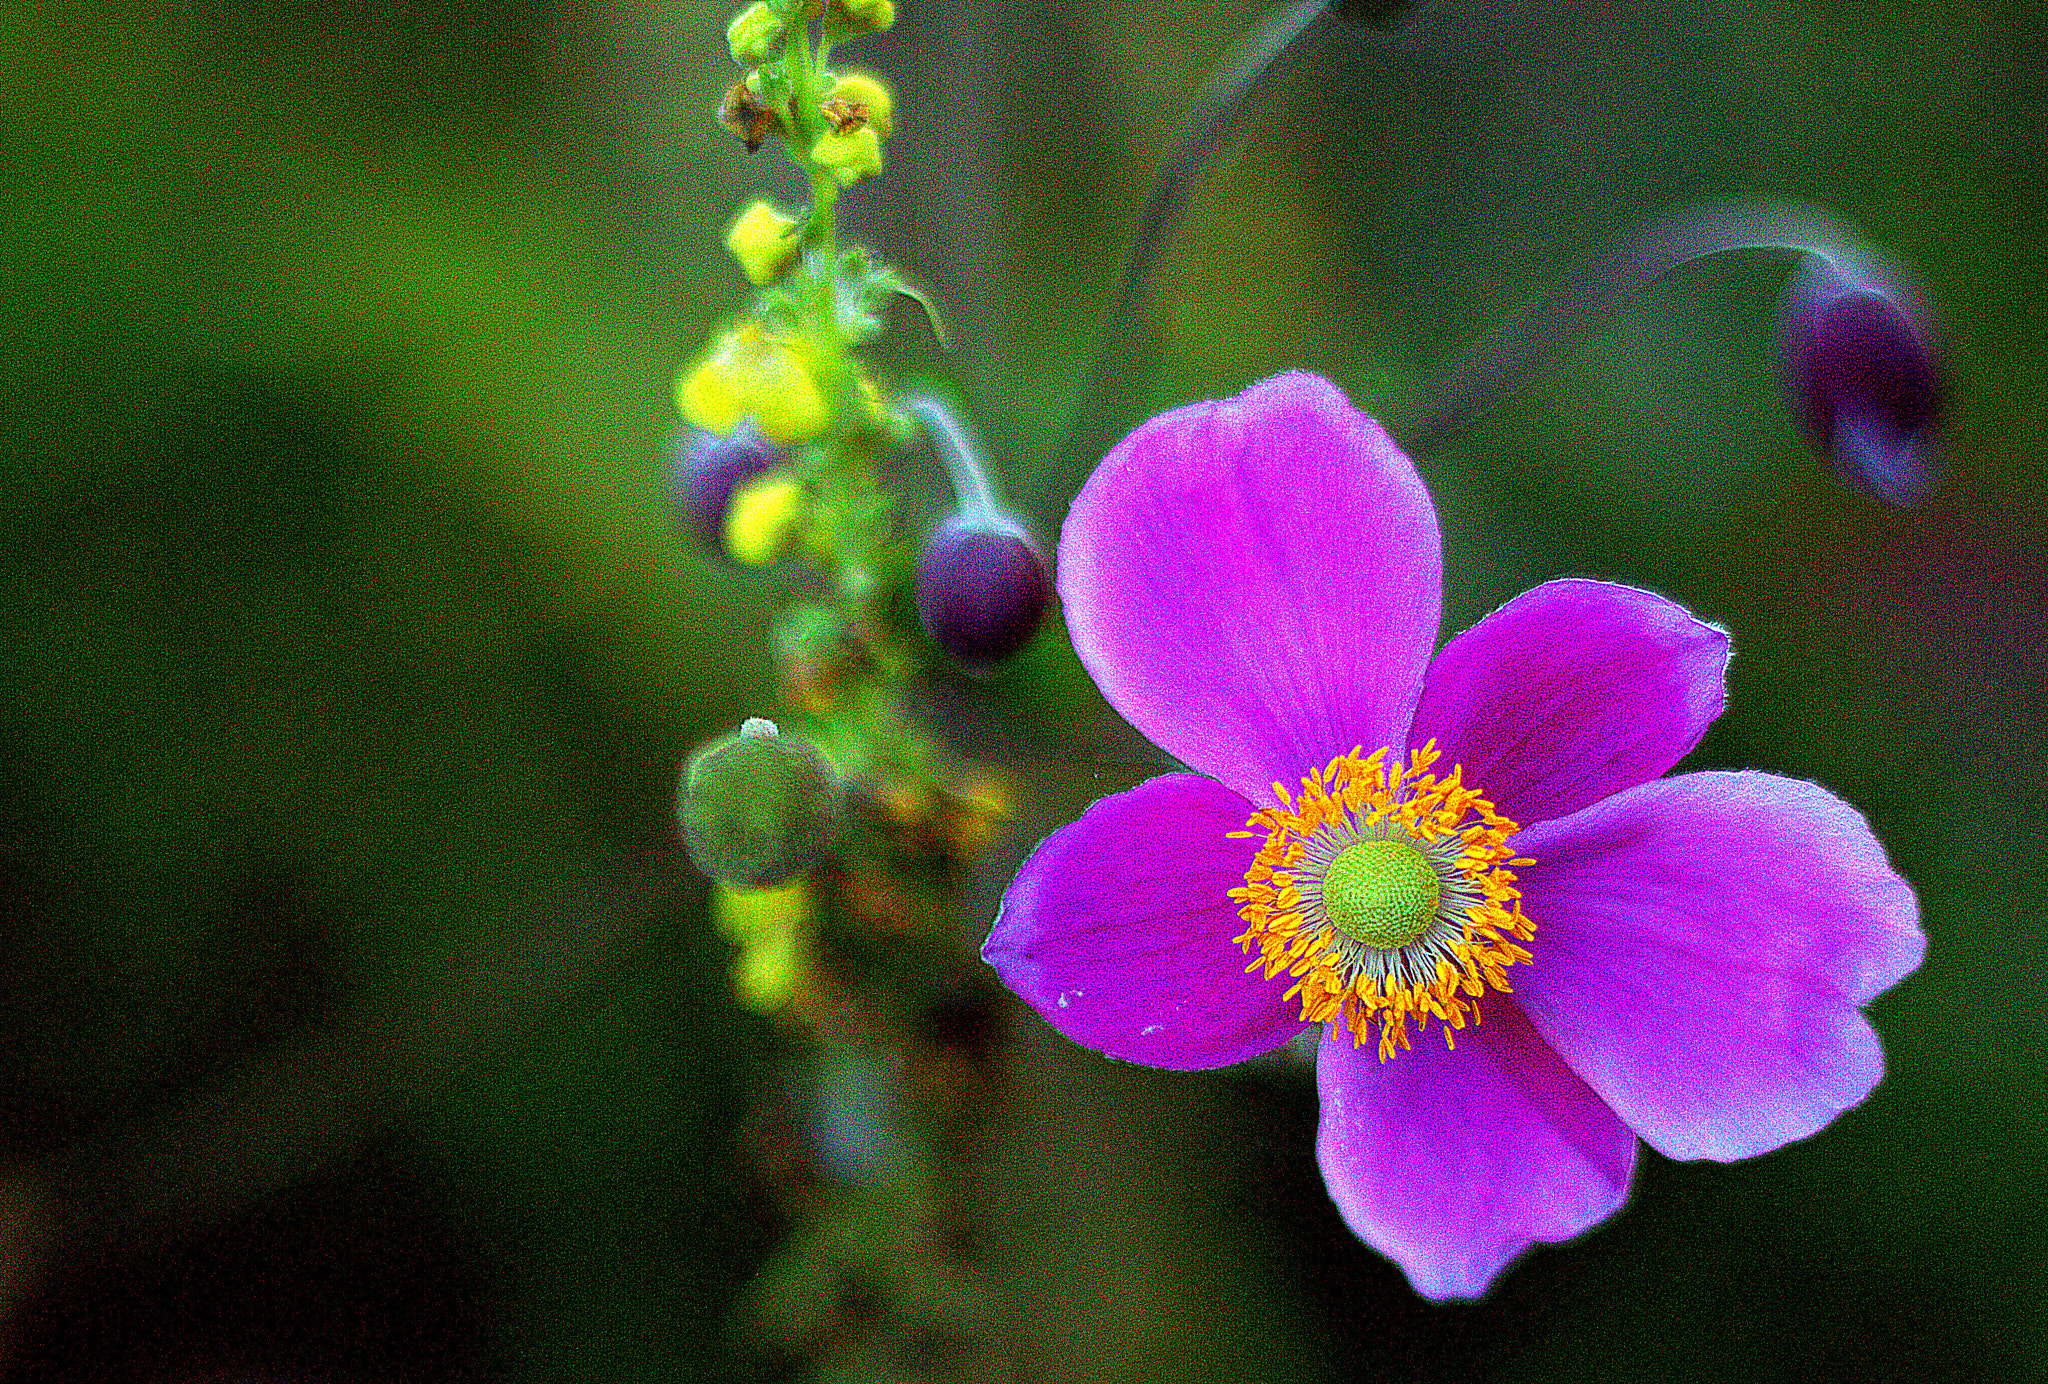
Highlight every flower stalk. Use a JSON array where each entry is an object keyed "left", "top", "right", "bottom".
[
  {"left": 677, "top": 0, "right": 1030, "bottom": 1374},
  {"left": 1401, "top": 201, "right": 1943, "bottom": 502}
]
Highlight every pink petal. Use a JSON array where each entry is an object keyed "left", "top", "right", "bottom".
[
  {"left": 984, "top": 773, "right": 1309, "bottom": 1070},
  {"left": 1512, "top": 771, "right": 1925, "bottom": 1162},
  {"left": 1059, "top": 373, "right": 1441, "bottom": 805},
  {"left": 1316, "top": 1000, "right": 1637, "bottom": 1301},
  {"left": 1408, "top": 579, "right": 1729, "bottom": 827}
]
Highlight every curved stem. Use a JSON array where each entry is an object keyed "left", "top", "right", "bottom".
[
  {"left": 1400, "top": 201, "right": 1872, "bottom": 451},
  {"left": 1046, "top": 0, "right": 1340, "bottom": 510},
  {"left": 906, "top": 393, "right": 1003, "bottom": 518}
]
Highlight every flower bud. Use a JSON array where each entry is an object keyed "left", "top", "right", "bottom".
[
  {"left": 830, "top": 0, "right": 895, "bottom": 33},
  {"left": 725, "top": 200, "right": 800, "bottom": 286},
  {"left": 812, "top": 125, "right": 883, "bottom": 187},
  {"left": 725, "top": 473, "right": 806, "bottom": 565},
  {"left": 678, "top": 323, "right": 829, "bottom": 444},
  {"left": 719, "top": 80, "right": 782, "bottom": 151},
  {"left": 680, "top": 718, "right": 841, "bottom": 890},
  {"left": 1778, "top": 255, "right": 1942, "bottom": 507},
  {"left": 824, "top": 71, "right": 893, "bottom": 138},
  {"left": 727, "top": 2, "right": 786, "bottom": 65},
  {"left": 670, "top": 421, "right": 781, "bottom": 555},
  {"left": 916, "top": 511, "right": 1052, "bottom": 669}
]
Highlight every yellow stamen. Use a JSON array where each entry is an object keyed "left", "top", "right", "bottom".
[{"left": 1228, "top": 741, "right": 1535, "bottom": 1061}]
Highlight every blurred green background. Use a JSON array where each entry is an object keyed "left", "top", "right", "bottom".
[{"left": 2, "top": 0, "right": 2042, "bottom": 1378}]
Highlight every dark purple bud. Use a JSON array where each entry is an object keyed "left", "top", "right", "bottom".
[
  {"left": 1779, "top": 256, "right": 1942, "bottom": 507},
  {"left": 916, "top": 511, "right": 1052, "bottom": 670},
  {"left": 669, "top": 421, "right": 782, "bottom": 554}
]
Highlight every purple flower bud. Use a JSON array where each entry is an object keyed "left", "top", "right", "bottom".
[
  {"left": 1778, "top": 256, "right": 1942, "bottom": 507},
  {"left": 669, "top": 421, "right": 782, "bottom": 555},
  {"left": 916, "top": 511, "right": 1052, "bottom": 669}
]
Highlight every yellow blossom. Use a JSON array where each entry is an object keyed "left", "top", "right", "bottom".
[
  {"left": 677, "top": 323, "right": 828, "bottom": 443},
  {"left": 726, "top": 3, "right": 785, "bottom": 64},
  {"left": 713, "top": 881, "right": 810, "bottom": 1013},
  {"left": 832, "top": 0, "right": 895, "bottom": 33},
  {"left": 812, "top": 125, "right": 882, "bottom": 186},
  {"left": 825, "top": 71, "right": 893, "bottom": 138},
  {"left": 725, "top": 473, "right": 806, "bottom": 565},
  {"left": 725, "top": 201, "right": 800, "bottom": 286}
]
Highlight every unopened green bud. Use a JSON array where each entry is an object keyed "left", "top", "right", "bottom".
[
  {"left": 813, "top": 125, "right": 882, "bottom": 186},
  {"left": 681, "top": 718, "right": 841, "bottom": 889},
  {"left": 727, "top": 3, "right": 786, "bottom": 64}
]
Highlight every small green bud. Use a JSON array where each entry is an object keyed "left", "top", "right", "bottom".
[
  {"left": 727, "top": 3, "right": 786, "bottom": 64},
  {"left": 681, "top": 718, "right": 841, "bottom": 890}
]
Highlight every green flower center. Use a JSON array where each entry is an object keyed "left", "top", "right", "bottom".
[
  {"left": 1322, "top": 838, "right": 1441, "bottom": 949},
  {"left": 1231, "top": 743, "right": 1535, "bottom": 1060}
]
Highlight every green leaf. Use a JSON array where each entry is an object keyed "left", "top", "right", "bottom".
[{"left": 865, "top": 266, "right": 949, "bottom": 348}]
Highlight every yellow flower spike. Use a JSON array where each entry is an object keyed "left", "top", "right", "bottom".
[
  {"left": 812, "top": 125, "right": 882, "bottom": 187},
  {"left": 725, "top": 200, "right": 800, "bottom": 286},
  {"left": 677, "top": 323, "right": 829, "bottom": 443},
  {"left": 725, "top": 473, "right": 807, "bottom": 565},
  {"left": 824, "top": 71, "right": 893, "bottom": 138}
]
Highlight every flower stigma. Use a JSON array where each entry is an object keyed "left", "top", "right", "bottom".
[
  {"left": 1323, "top": 838, "right": 1439, "bottom": 947},
  {"left": 1228, "top": 742, "right": 1534, "bottom": 1061}
]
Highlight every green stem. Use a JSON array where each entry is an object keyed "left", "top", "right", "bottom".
[
  {"left": 784, "top": 19, "right": 847, "bottom": 384},
  {"left": 906, "top": 394, "right": 1003, "bottom": 519},
  {"left": 1401, "top": 201, "right": 1872, "bottom": 451},
  {"left": 1046, "top": 0, "right": 1339, "bottom": 512},
  {"left": 785, "top": 22, "right": 836, "bottom": 264}
]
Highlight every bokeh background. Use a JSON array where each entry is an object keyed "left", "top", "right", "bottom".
[{"left": 3, "top": 0, "right": 2043, "bottom": 1378}]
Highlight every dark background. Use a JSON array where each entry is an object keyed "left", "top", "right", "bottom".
[{"left": 2, "top": 0, "right": 2042, "bottom": 1378}]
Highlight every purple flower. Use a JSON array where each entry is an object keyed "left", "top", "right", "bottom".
[{"left": 984, "top": 373, "right": 1923, "bottom": 1300}]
